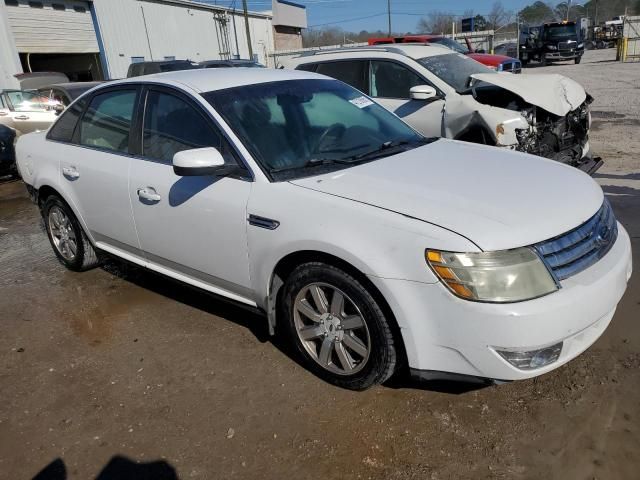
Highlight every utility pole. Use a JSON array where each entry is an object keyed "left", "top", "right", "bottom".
[
  {"left": 387, "top": 0, "right": 391, "bottom": 36},
  {"left": 566, "top": 0, "right": 571, "bottom": 21},
  {"left": 242, "top": 0, "right": 253, "bottom": 60},
  {"left": 516, "top": 12, "right": 520, "bottom": 60},
  {"left": 594, "top": 0, "right": 598, "bottom": 25}
]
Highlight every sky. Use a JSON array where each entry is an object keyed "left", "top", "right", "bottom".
[{"left": 204, "top": 0, "right": 587, "bottom": 33}]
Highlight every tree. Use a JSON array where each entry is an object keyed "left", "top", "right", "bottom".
[
  {"left": 518, "top": 1, "right": 556, "bottom": 25},
  {"left": 554, "top": 2, "right": 586, "bottom": 21},
  {"left": 486, "top": 1, "right": 510, "bottom": 29},
  {"left": 474, "top": 14, "right": 488, "bottom": 31},
  {"left": 416, "top": 11, "right": 456, "bottom": 34}
]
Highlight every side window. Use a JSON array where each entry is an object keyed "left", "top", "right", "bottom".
[
  {"left": 52, "top": 89, "right": 71, "bottom": 106},
  {"left": 370, "top": 61, "right": 425, "bottom": 99},
  {"left": 142, "top": 90, "right": 222, "bottom": 164},
  {"left": 78, "top": 89, "right": 136, "bottom": 153},
  {"left": 47, "top": 97, "right": 88, "bottom": 143},
  {"left": 315, "top": 61, "right": 368, "bottom": 93},
  {"left": 296, "top": 63, "right": 317, "bottom": 73},
  {"left": 0, "top": 95, "right": 6, "bottom": 109},
  {"left": 6, "top": 90, "right": 49, "bottom": 112}
]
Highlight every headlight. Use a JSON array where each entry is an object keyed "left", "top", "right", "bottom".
[
  {"left": 577, "top": 43, "right": 584, "bottom": 48},
  {"left": 547, "top": 45, "right": 558, "bottom": 51},
  {"left": 426, "top": 248, "right": 558, "bottom": 302}
]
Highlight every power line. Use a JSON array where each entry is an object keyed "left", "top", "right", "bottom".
[{"left": 308, "top": 12, "right": 387, "bottom": 28}]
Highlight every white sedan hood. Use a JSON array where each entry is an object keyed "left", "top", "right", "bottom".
[
  {"left": 290, "top": 140, "right": 603, "bottom": 251},
  {"left": 470, "top": 73, "right": 587, "bottom": 116}
]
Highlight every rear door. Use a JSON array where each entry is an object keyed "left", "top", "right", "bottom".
[
  {"left": 368, "top": 60, "right": 444, "bottom": 138},
  {"left": 127, "top": 86, "right": 253, "bottom": 301},
  {"left": 4, "top": 90, "right": 57, "bottom": 134},
  {"left": 59, "top": 86, "right": 141, "bottom": 256}
]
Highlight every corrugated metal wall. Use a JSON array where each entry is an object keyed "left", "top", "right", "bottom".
[
  {"left": 0, "top": 2, "right": 23, "bottom": 88},
  {"left": 92, "top": 0, "right": 275, "bottom": 79},
  {"left": 5, "top": 0, "right": 99, "bottom": 54}
]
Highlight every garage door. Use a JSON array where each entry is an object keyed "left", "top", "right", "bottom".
[{"left": 5, "top": 0, "right": 99, "bottom": 53}]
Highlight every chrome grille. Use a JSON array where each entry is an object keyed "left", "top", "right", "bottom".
[
  {"left": 534, "top": 200, "right": 618, "bottom": 281},
  {"left": 558, "top": 41, "right": 575, "bottom": 51},
  {"left": 499, "top": 61, "right": 522, "bottom": 74}
]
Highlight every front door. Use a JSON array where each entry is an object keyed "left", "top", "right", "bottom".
[
  {"left": 128, "top": 87, "right": 253, "bottom": 301},
  {"left": 368, "top": 60, "right": 445, "bottom": 138}
]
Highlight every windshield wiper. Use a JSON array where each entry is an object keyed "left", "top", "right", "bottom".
[
  {"left": 269, "top": 138, "right": 434, "bottom": 174},
  {"left": 269, "top": 157, "right": 353, "bottom": 174},
  {"left": 345, "top": 137, "right": 433, "bottom": 162}
]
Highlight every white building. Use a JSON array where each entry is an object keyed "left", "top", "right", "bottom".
[{"left": 0, "top": 0, "right": 281, "bottom": 88}]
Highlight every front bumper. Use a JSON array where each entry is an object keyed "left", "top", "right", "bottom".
[
  {"left": 546, "top": 49, "right": 584, "bottom": 60},
  {"left": 371, "top": 223, "right": 632, "bottom": 381}
]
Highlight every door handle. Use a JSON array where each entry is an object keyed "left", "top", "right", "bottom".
[
  {"left": 14, "top": 115, "right": 29, "bottom": 120},
  {"left": 62, "top": 166, "right": 80, "bottom": 179},
  {"left": 137, "top": 187, "right": 161, "bottom": 203}
]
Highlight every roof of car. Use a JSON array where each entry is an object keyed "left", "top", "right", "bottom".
[
  {"left": 109, "top": 68, "right": 327, "bottom": 93},
  {"left": 200, "top": 59, "right": 259, "bottom": 65},
  {"left": 40, "top": 81, "right": 104, "bottom": 91},
  {"left": 291, "top": 44, "right": 453, "bottom": 64}
]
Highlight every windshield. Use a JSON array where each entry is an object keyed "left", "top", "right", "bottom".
[
  {"left": 204, "top": 79, "right": 426, "bottom": 181},
  {"left": 429, "top": 37, "right": 469, "bottom": 54},
  {"left": 544, "top": 25, "right": 577, "bottom": 39},
  {"left": 417, "top": 53, "right": 495, "bottom": 93}
]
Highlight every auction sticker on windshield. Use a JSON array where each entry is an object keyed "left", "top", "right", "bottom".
[{"left": 349, "top": 96, "right": 374, "bottom": 109}]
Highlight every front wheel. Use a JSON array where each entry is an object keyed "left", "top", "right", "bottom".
[
  {"left": 42, "top": 195, "right": 101, "bottom": 271},
  {"left": 575, "top": 56, "right": 582, "bottom": 64},
  {"left": 281, "top": 263, "right": 398, "bottom": 390}
]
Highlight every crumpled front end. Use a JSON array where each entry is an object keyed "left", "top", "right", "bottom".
[{"left": 514, "top": 95, "right": 602, "bottom": 174}]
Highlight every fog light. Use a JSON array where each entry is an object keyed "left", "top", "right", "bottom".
[{"left": 496, "top": 342, "right": 562, "bottom": 370}]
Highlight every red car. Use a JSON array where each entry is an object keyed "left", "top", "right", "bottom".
[{"left": 368, "top": 35, "right": 522, "bottom": 73}]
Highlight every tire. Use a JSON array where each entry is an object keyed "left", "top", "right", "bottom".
[
  {"left": 541, "top": 55, "right": 548, "bottom": 67},
  {"left": 280, "top": 262, "right": 398, "bottom": 390},
  {"left": 521, "top": 59, "right": 528, "bottom": 67},
  {"left": 575, "top": 56, "right": 582, "bottom": 64},
  {"left": 42, "top": 195, "right": 101, "bottom": 271}
]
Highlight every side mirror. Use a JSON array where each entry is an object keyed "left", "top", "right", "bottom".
[
  {"left": 54, "top": 104, "right": 65, "bottom": 115},
  {"left": 410, "top": 85, "right": 439, "bottom": 101},
  {"left": 173, "top": 147, "right": 238, "bottom": 176}
]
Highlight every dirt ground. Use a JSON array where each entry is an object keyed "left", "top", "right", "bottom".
[{"left": 0, "top": 48, "right": 639, "bottom": 480}]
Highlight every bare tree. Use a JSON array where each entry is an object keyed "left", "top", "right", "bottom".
[
  {"left": 416, "top": 11, "right": 456, "bottom": 34},
  {"left": 486, "top": 1, "right": 510, "bottom": 29}
]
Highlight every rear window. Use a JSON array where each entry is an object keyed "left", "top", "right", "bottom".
[
  {"left": 47, "top": 98, "right": 87, "bottom": 143},
  {"left": 159, "top": 62, "right": 201, "bottom": 72}
]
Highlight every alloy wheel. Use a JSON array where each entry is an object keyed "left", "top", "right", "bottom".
[
  {"left": 293, "top": 282, "right": 371, "bottom": 375},
  {"left": 48, "top": 206, "right": 78, "bottom": 261}
]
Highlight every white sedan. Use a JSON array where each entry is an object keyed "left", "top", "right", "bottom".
[{"left": 17, "top": 69, "right": 632, "bottom": 390}]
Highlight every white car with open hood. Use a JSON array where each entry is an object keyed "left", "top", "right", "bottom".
[
  {"left": 16, "top": 69, "right": 631, "bottom": 390},
  {"left": 285, "top": 44, "right": 602, "bottom": 175}
]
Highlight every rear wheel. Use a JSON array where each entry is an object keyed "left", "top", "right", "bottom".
[
  {"left": 281, "top": 262, "right": 398, "bottom": 390},
  {"left": 42, "top": 195, "right": 101, "bottom": 271}
]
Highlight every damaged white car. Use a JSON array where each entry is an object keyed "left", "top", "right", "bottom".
[{"left": 286, "top": 44, "right": 601, "bottom": 174}]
